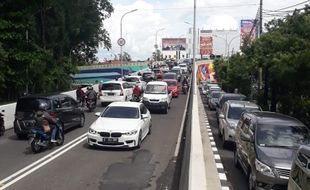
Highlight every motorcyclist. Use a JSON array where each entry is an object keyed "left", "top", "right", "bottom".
[
  {"left": 76, "top": 86, "right": 85, "bottom": 105},
  {"left": 182, "top": 76, "right": 189, "bottom": 93},
  {"left": 132, "top": 84, "right": 142, "bottom": 101},
  {"left": 85, "top": 86, "right": 97, "bottom": 104},
  {"left": 35, "top": 103, "right": 60, "bottom": 143}
]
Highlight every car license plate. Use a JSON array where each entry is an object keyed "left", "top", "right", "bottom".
[
  {"left": 102, "top": 138, "right": 118, "bottom": 142},
  {"left": 107, "top": 93, "right": 114, "bottom": 96}
]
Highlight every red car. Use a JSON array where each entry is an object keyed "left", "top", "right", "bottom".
[
  {"left": 163, "top": 79, "right": 179, "bottom": 97},
  {"left": 153, "top": 69, "right": 164, "bottom": 79}
]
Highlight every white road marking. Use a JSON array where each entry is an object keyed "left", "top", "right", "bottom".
[
  {"left": 219, "top": 173, "right": 227, "bottom": 180},
  {"left": 222, "top": 186, "right": 230, "bottom": 190},
  {"left": 212, "top": 147, "right": 218, "bottom": 152},
  {"left": 216, "top": 163, "right": 223, "bottom": 169},
  {"left": 0, "top": 133, "right": 87, "bottom": 190},
  {"left": 209, "top": 136, "right": 214, "bottom": 140},
  {"left": 214, "top": 154, "right": 221, "bottom": 160},
  {"left": 211, "top": 141, "right": 216, "bottom": 146}
]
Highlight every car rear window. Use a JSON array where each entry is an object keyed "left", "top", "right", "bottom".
[
  {"left": 164, "top": 74, "right": 176, "bottom": 79},
  {"left": 101, "top": 83, "right": 121, "bottom": 90},
  {"left": 16, "top": 98, "right": 51, "bottom": 111},
  {"left": 165, "top": 81, "right": 177, "bottom": 86},
  {"left": 125, "top": 78, "right": 139, "bottom": 82},
  {"left": 228, "top": 107, "right": 260, "bottom": 120},
  {"left": 220, "top": 95, "right": 246, "bottom": 108},
  {"left": 153, "top": 70, "right": 160, "bottom": 74}
]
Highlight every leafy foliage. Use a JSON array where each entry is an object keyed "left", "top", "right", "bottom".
[
  {"left": 214, "top": 6, "right": 310, "bottom": 126},
  {"left": 0, "top": 0, "right": 113, "bottom": 102}
]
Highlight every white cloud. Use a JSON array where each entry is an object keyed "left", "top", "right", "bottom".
[{"left": 97, "top": 0, "right": 308, "bottom": 61}]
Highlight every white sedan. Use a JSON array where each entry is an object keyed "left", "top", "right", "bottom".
[{"left": 87, "top": 102, "right": 152, "bottom": 148}]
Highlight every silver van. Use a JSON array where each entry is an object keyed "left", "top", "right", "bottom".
[{"left": 288, "top": 145, "right": 310, "bottom": 190}]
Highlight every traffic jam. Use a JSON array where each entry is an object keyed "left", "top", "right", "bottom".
[
  {"left": 6, "top": 60, "right": 191, "bottom": 153},
  {"left": 199, "top": 80, "right": 310, "bottom": 190}
]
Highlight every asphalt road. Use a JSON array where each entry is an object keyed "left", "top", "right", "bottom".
[
  {"left": 200, "top": 92, "right": 249, "bottom": 190},
  {"left": 0, "top": 93, "right": 188, "bottom": 190}
]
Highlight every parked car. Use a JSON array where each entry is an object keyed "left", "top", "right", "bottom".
[
  {"left": 163, "top": 72, "right": 178, "bottom": 81},
  {"left": 163, "top": 79, "right": 179, "bottom": 98},
  {"left": 216, "top": 93, "right": 247, "bottom": 119},
  {"left": 152, "top": 68, "right": 164, "bottom": 79},
  {"left": 14, "top": 94, "right": 85, "bottom": 139},
  {"left": 142, "top": 71, "right": 155, "bottom": 82},
  {"left": 124, "top": 76, "right": 146, "bottom": 90},
  {"left": 218, "top": 100, "right": 261, "bottom": 147},
  {"left": 99, "top": 81, "right": 133, "bottom": 106},
  {"left": 142, "top": 81, "right": 172, "bottom": 114},
  {"left": 87, "top": 102, "right": 151, "bottom": 149},
  {"left": 288, "top": 145, "right": 310, "bottom": 190},
  {"left": 234, "top": 112, "right": 310, "bottom": 190},
  {"left": 207, "top": 91, "right": 224, "bottom": 110}
]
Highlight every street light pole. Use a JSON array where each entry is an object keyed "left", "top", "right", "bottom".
[
  {"left": 227, "top": 35, "right": 240, "bottom": 58},
  {"left": 155, "top": 28, "right": 165, "bottom": 62},
  {"left": 212, "top": 34, "right": 228, "bottom": 57},
  {"left": 120, "top": 9, "right": 138, "bottom": 77}
]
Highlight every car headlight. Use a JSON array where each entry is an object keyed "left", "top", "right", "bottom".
[
  {"left": 122, "top": 130, "right": 138, "bottom": 136},
  {"left": 88, "top": 128, "right": 97, "bottom": 134},
  {"left": 161, "top": 98, "right": 167, "bottom": 102},
  {"left": 255, "top": 159, "right": 275, "bottom": 177}
]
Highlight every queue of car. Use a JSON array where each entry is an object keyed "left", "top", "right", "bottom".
[{"left": 200, "top": 79, "right": 310, "bottom": 190}]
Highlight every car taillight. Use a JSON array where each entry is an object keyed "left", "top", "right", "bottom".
[
  {"left": 120, "top": 90, "right": 124, "bottom": 96},
  {"left": 50, "top": 112, "right": 57, "bottom": 119}
]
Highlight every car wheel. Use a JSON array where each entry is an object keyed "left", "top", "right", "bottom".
[
  {"left": 248, "top": 170, "right": 256, "bottom": 190},
  {"left": 234, "top": 148, "right": 241, "bottom": 169},
  {"left": 148, "top": 121, "right": 152, "bottom": 135},
  {"left": 137, "top": 131, "right": 142, "bottom": 148},
  {"left": 163, "top": 106, "right": 168, "bottom": 114},
  {"left": 79, "top": 114, "right": 85, "bottom": 128},
  {"left": 222, "top": 131, "right": 227, "bottom": 148}
]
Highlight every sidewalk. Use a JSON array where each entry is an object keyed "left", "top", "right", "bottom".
[{"left": 197, "top": 92, "right": 230, "bottom": 190}]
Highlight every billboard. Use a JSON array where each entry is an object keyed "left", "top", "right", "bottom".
[
  {"left": 200, "top": 36, "right": 213, "bottom": 55},
  {"left": 162, "top": 38, "right": 186, "bottom": 51},
  {"left": 197, "top": 62, "right": 217, "bottom": 83},
  {"left": 240, "top": 19, "right": 256, "bottom": 47}
]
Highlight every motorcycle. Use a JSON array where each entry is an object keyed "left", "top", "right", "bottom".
[
  {"left": 28, "top": 122, "right": 64, "bottom": 153},
  {"left": 0, "top": 110, "right": 5, "bottom": 136},
  {"left": 132, "top": 94, "right": 141, "bottom": 102},
  {"left": 182, "top": 84, "right": 188, "bottom": 94},
  {"left": 86, "top": 98, "right": 96, "bottom": 112}
]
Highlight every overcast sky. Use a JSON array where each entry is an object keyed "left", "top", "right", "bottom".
[{"left": 97, "top": 0, "right": 309, "bottom": 61}]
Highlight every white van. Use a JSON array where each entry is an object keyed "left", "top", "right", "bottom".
[
  {"left": 99, "top": 81, "right": 133, "bottom": 106},
  {"left": 142, "top": 81, "right": 172, "bottom": 114}
]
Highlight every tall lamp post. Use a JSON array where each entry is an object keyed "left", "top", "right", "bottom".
[
  {"left": 212, "top": 34, "right": 228, "bottom": 57},
  {"left": 155, "top": 28, "right": 165, "bottom": 62},
  {"left": 119, "top": 9, "right": 138, "bottom": 77},
  {"left": 227, "top": 35, "right": 240, "bottom": 58}
]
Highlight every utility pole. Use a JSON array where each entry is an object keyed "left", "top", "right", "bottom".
[
  {"left": 193, "top": 0, "right": 197, "bottom": 95},
  {"left": 259, "top": 0, "right": 263, "bottom": 36}
]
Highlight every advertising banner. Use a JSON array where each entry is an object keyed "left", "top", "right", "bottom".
[
  {"left": 240, "top": 19, "right": 256, "bottom": 47},
  {"left": 196, "top": 62, "right": 217, "bottom": 83},
  {"left": 162, "top": 38, "right": 186, "bottom": 51},
  {"left": 200, "top": 36, "right": 213, "bottom": 55}
]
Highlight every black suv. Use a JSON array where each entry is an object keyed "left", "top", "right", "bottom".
[
  {"left": 14, "top": 94, "right": 85, "bottom": 139},
  {"left": 234, "top": 111, "right": 310, "bottom": 190}
]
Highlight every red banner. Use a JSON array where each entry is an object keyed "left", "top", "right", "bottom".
[{"left": 200, "top": 36, "right": 213, "bottom": 55}]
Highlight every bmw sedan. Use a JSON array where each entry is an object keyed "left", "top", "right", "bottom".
[{"left": 87, "top": 102, "right": 152, "bottom": 148}]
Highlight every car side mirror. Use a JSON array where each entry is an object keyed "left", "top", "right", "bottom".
[
  {"left": 240, "top": 132, "right": 253, "bottom": 143},
  {"left": 219, "top": 113, "right": 224, "bottom": 119},
  {"left": 95, "top": 112, "right": 101, "bottom": 117},
  {"left": 141, "top": 114, "right": 148, "bottom": 119}
]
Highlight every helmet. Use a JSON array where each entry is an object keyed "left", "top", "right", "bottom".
[
  {"left": 38, "top": 102, "right": 49, "bottom": 111},
  {"left": 87, "top": 86, "right": 93, "bottom": 90}
]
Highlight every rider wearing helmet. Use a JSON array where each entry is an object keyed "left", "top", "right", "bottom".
[
  {"left": 35, "top": 102, "right": 60, "bottom": 143},
  {"left": 85, "top": 86, "right": 97, "bottom": 104},
  {"left": 76, "top": 86, "right": 85, "bottom": 105}
]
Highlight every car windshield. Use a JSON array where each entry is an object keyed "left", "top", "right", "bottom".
[
  {"left": 227, "top": 107, "right": 260, "bottom": 120},
  {"left": 165, "top": 81, "right": 177, "bottom": 86},
  {"left": 153, "top": 70, "right": 160, "bottom": 74},
  {"left": 256, "top": 125, "right": 310, "bottom": 148},
  {"left": 143, "top": 73, "right": 152, "bottom": 77},
  {"left": 16, "top": 98, "right": 51, "bottom": 111},
  {"left": 101, "top": 106, "right": 139, "bottom": 119},
  {"left": 101, "top": 83, "right": 121, "bottom": 90},
  {"left": 125, "top": 78, "right": 139, "bottom": 82},
  {"left": 145, "top": 85, "right": 166, "bottom": 94},
  {"left": 179, "top": 65, "right": 186, "bottom": 68}
]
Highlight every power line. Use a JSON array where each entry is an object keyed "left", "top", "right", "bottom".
[
  {"left": 274, "top": 0, "right": 309, "bottom": 11},
  {"left": 114, "top": 3, "right": 259, "bottom": 12}
]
